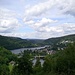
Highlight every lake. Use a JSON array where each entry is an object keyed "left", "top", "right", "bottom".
[
  {"left": 32, "top": 59, "right": 44, "bottom": 66},
  {"left": 11, "top": 46, "right": 46, "bottom": 66},
  {"left": 11, "top": 46, "right": 48, "bottom": 54}
]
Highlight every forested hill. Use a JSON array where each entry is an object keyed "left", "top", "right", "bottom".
[
  {"left": 0, "top": 35, "right": 36, "bottom": 50},
  {"left": 0, "top": 34, "right": 75, "bottom": 50},
  {"left": 43, "top": 34, "right": 75, "bottom": 45}
]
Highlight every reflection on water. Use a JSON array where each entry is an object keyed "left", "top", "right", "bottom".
[
  {"left": 11, "top": 47, "right": 46, "bottom": 66},
  {"left": 32, "top": 59, "right": 44, "bottom": 66},
  {"left": 11, "top": 46, "right": 47, "bottom": 54}
]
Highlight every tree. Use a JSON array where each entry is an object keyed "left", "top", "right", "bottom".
[
  {"left": 0, "top": 64, "right": 10, "bottom": 75},
  {"left": 11, "top": 52, "right": 33, "bottom": 75},
  {"left": 55, "top": 43, "right": 75, "bottom": 75},
  {"left": 43, "top": 43, "right": 75, "bottom": 75},
  {"left": 33, "top": 58, "right": 42, "bottom": 75}
]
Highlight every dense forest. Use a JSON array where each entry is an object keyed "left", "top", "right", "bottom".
[
  {"left": 0, "top": 43, "right": 75, "bottom": 75},
  {"left": 43, "top": 34, "right": 75, "bottom": 45},
  {"left": 0, "top": 35, "right": 37, "bottom": 50},
  {"left": 0, "top": 34, "right": 75, "bottom": 50},
  {"left": 0, "top": 47, "right": 17, "bottom": 75}
]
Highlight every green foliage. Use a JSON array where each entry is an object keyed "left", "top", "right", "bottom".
[
  {"left": 0, "top": 35, "right": 37, "bottom": 50},
  {"left": 12, "top": 43, "right": 75, "bottom": 75},
  {"left": 43, "top": 34, "right": 75, "bottom": 50},
  {"left": 11, "top": 66, "right": 19, "bottom": 75},
  {"left": 43, "top": 43, "right": 75, "bottom": 75},
  {"left": 0, "top": 47, "right": 17, "bottom": 75},
  {"left": 33, "top": 58, "right": 42, "bottom": 75},
  {"left": 0, "top": 64, "right": 10, "bottom": 75},
  {"left": 43, "top": 55, "right": 52, "bottom": 72},
  {"left": 11, "top": 51, "right": 33, "bottom": 75},
  {"left": 0, "top": 34, "right": 75, "bottom": 50},
  {"left": 0, "top": 47, "right": 17, "bottom": 64},
  {"left": 55, "top": 43, "right": 75, "bottom": 75},
  {"left": 0, "top": 36, "right": 75, "bottom": 75},
  {"left": 35, "top": 58, "right": 41, "bottom": 67},
  {"left": 44, "top": 34, "right": 75, "bottom": 45},
  {"left": 9, "top": 64, "right": 13, "bottom": 72}
]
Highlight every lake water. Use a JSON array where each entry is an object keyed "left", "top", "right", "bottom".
[
  {"left": 11, "top": 47, "right": 46, "bottom": 66},
  {"left": 11, "top": 46, "right": 47, "bottom": 54},
  {"left": 32, "top": 59, "right": 44, "bottom": 66}
]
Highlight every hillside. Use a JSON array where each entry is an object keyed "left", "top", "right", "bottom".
[
  {"left": 27, "top": 39, "right": 44, "bottom": 46},
  {"left": 0, "top": 34, "right": 75, "bottom": 50},
  {"left": 39, "top": 34, "right": 75, "bottom": 50},
  {"left": 43, "top": 34, "right": 75, "bottom": 46},
  {"left": 0, "top": 35, "right": 36, "bottom": 50}
]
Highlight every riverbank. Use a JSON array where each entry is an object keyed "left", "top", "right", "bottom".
[{"left": 11, "top": 46, "right": 49, "bottom": 54}]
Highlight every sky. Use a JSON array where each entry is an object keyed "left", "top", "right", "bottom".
[{"left": 0, "top": 0, "right": 75, "bottom": 39}]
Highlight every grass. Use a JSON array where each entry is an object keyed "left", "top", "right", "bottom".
[{"left": 9, "top": 64, "right": 13, "bottom": 72}]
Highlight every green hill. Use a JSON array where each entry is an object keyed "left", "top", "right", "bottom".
[
  {"left": 43, "top": 34, "right": 75, "bottom": 50},
  {"left": 0, "top": 34, "right": 75, "bottom": 50},
  {"left": 0, "top": 35, "right": 36, "bottom": 50},
  {"left": 44, "top": 34, "right": 75, "bottom": 45}
]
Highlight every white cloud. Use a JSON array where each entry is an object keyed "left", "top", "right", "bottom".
[
  {"left": 24, "top": 0, "right": 75, "bottom": 19},
  {"left": 34, "top": 18, "right": 57, "bottom": 27},
  {"left": 0, "top": 0, "right": 75, "bottom": 39},
  {"left": 57, "top": 0, "right": 75, "bottom": 16},
  {"left": 25, "top": 0, "right": 55, "bottom": 17},
  {"left": 1, "top": 23, "right": 74, "bottom": 39},
  {"left": 23, "top": 0, "right": 75, "bottom": 39},
  {"left": 0, "top": 8, "right": 18, "bottom": 18},
  {"left": 24, "top": 18, "right": 57, "bottom": 31},
  {"left": 0, "top": 8, "right": 20, "bottom": 33},
  {"left": 39, "top": 23, "right": 75, "bottom": 33},
  {"left": 0, "top": 32, "right": 38, "bottom": 39},
  {"left": 0, "top": 18, "right": 20, "bottom": 33}
]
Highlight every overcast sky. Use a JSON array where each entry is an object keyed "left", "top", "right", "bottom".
[{"left": 0, "top": 0, "right": 75, "bottom": 39}]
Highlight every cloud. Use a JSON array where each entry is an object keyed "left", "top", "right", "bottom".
[
  {"left": 23, "top": 0, "right": 75, "bottom": 39},
  {"left": 34, "top": 18, "right": 57, "bottom": 27},
  {"left": 58, "top": 0, "right": 75, "bottom": 16},
  {"left": 0, "top": 8, "right": 20, "bottom": 33},
  {"left": 24, "top": 18, "right": 57, "bottom": 31},
  {"left": 0, "top": 32, "right": 38, "bottom": 39},
  {"left": 1, "top": 22, "right": 74, "bottom": 39},
  {"left": 24, "top": 0, "right": 75, "bottom": 19},
  {"left": 0, "top": 0, "right": 75, "bottom": 39},
  {"left": 24, "top": 0, "right": 57, "bottom": 18},
  {"left": 0, "top": 18, "right": 20, "bottom": 33},
  {"left": 37, "top": 23, "right": 75, "bottom": 34},
  {"left": 0, "top": 8, "right": 19, "bottom": 18},
  {"left": 33, "top": 18, "right": 57, "bottom": 32}
]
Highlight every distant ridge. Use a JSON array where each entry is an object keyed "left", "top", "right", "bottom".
[
  {"left": 0, "top": 34, "right": 75, "bottom": 50},
  {"left": 44, "top": 34, "right": 75, "bottom": 45},
  {"left": 0, "top": 35, "right": 36, "bottom": 50}
]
